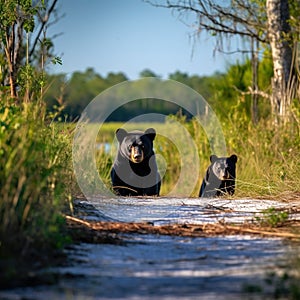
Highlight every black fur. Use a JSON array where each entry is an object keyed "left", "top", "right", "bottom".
[
  {"left": 111, "top": 128, "right": 161, "bottom": 196},
  {"left": 199, "top": 154, "right": 238, "bottom": 198}
]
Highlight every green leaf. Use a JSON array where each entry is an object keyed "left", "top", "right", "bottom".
[{"left": 51, "top": 56, "right": 63, "bottom": 65}]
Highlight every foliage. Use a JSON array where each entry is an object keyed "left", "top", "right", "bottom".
[
  {"left": 255, "top": 208, "right": 289, "bottom": 227},
  {"left": 44, "top": 68, "right": 223, "bottom": 121},
  {"left": 0, "top": 99, "right": 73, "bottom": 260},
  {"left": 191, "top": 109, "right": 299, "bottom": 198},
  {"left": 45, "top": 69, "right": 129, "bottom": 120},
  {"left": 0, "top": 1, "right": 299, "bottom": 288},
  {"left": 54, "top": 56, "right": 299, "bottom": 199},
  {"left": 224, "top": 102, "right": 300, "bottom": 197},
  {"left": 45, "top": 68, "right": 192, "bottom": 122},
  {"left": 44, "top": 54, "right": 275, "bottom": 123},
  {"left": 0, "top": 0, "right": 59, "bottom": 98},
  {"left": 150, "top": 0, "right": 299, "bottom": 122},
  {"left": 95, "top": 105, "right": 300, "bottom": 198}
]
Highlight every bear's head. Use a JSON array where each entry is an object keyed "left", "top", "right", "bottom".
[
  {"left": 210, "top": 154, "right": 237, "bottom": 180},
  {"left": 116, "top": 128, "right": 156, "bottom": 163}
]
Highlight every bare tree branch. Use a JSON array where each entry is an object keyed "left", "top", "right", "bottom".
[
  {"left": 233, "top": 85, "right": 272, "bottom": 100},
  {"left": 146, "top": 0, "right": 268, "bottom": 45},
  {"left": 29, "top": 0, "right": 58, "bottom": 58},
  {"left": 146, "top": 0, "right": 299, "bottom": 123}
]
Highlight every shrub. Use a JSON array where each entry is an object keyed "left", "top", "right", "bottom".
[{"left": 0, "top": 100, "right": 73, "bottom": 259}]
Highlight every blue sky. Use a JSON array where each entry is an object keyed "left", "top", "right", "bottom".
[{"left": 47, "top": 0, "right": 242, "bottom": 79}]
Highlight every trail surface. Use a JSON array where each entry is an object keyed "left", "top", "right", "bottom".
[{"left": 1, "top": 197, "right": 300, "bottom": 300}]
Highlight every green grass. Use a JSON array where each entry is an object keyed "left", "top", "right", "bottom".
[
  {"left": 0, "top": 100, "right": 74, "bottom": 262},
  {"left": 255, "top": 208, "right": 289, "bottom": 227},
  {"left": 94, "top": 112, "right": 300, "bottom": 198}
]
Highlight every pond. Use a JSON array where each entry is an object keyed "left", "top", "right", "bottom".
[{"left": 1, "top": 197, "right": 299, "bottom": 300}]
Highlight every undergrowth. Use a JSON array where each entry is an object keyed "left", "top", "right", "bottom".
[
  {"left": 0, "top": 99, "right": 73, "bottom": 262},
  {"left": 96, "top": 107, "right": 300, "bottom": 198},
  {"left": 255, "top": 208, "right": 289, "bottom": 227}
]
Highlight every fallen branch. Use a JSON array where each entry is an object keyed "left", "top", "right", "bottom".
[{"left": 65, "top": 216, "right": 300, "bottom": 240}]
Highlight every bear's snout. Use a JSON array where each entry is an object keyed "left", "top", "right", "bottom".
[
  {"left": 130, "top": 146, "right": 144, "bottom": 163},
  {"left": 222, "top": 169, "right": 232, "bottom": 180},
  {"left": 218, "top": 168, "right": 231, "bottom": 180}
]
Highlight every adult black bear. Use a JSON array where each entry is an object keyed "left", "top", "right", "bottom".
[
  {"left": 199, "top": 154, "right": 238, "bottom": 198},
  {"left": 111, "top": 128, "right": 161, "bottom": 196}
]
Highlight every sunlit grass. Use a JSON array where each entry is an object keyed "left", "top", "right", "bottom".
[
  {"left": 93, "top": 115, "right": 300, "bottom": 199},
  {"left": 0, "top": 100, "right": 73, "bottom": 259},
  {"left": 57, "top": 109, "right": 300, "bottom": 199}
]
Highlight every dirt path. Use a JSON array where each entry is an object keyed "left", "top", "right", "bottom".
[{"left": 1, "top": 197, "right": 300, "bottom": 300}]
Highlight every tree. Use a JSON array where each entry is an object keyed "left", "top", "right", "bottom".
[
  {"left": 169, "top": 71, "right": 189, "bottom": 84},
  {"left": 266, "top": 0, "right": 293, "bottom": 121},
  {"left": 44, "top": 69, "right": 130, "bottom": 121},
  {"left": 106, "top": 72, "right": 128, "bottom": 86},
  {"left": 147, "top": 0, "right": 299, "bottom": 123},
  {"left": 0, "top": 0, "right": 59, "bottom": 99},
  {"left": 139, "top": 69, "right": 160, "bottom": 78}
]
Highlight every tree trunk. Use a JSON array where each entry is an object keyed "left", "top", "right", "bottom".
[
  {"left": 251, "top": 37, "right": 259, "bottom": 124},
  {"left": 4, "top": 22, "right": 17, "bottom": 99},
  {"left": 266, "top": 0, "right": 293, "bottom": 122}
]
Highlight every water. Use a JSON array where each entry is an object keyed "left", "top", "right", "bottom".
[
  {"left": 88, "top": 197, "right": 299, "bottom": 224},
  {"left": 1, "top": 197, "right": 299, "bottom": 300},
  {"left": 95, "top": 142, "right": 111, "bottom": 153}
]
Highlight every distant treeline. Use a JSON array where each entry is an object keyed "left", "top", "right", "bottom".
[{"left": 45, "top": 57, "right": 273, "bottom": 122}]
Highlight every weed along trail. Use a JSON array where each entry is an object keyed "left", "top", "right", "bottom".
[{"left": 2, "top": 197, "right": 300, "bottom": 300}]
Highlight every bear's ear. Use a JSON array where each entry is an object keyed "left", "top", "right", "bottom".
[
  {"left": 144, "top": 128, "right": 156, "bottom": 141},
  {"left": 229, "top": 154, "right": 238, "bottom": 163},
  {"left": 116, "top": 128, "right": 127, "bottom": 142},
  {"left": 210, "top": 155, "right": 218, "bottom": 163}
]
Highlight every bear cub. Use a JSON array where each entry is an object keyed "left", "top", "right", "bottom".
[
  {"left": 111, "top": 128, "right": 161, "bottom": 196},
  {"left": 199, "top": 154, "right": 238, "bottom": 198}
]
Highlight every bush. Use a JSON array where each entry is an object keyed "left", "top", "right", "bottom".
[{"left": 0, "top": 100, "right": 73, "bottom": 259}]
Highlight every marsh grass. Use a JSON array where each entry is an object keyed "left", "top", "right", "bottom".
[
  {"left": 0, "top": 99, "right": 73, "bottom": 262},
  {"left": 95, "top": 147, "right": 114, "bottom": 191},
  {"left": 225, "top": 116, "right": 300, "bottom": 198},
  {"left": 95, "top": 110, "right": 300, "bottom": 198}
]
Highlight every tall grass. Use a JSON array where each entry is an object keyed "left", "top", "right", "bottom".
[
  {"left": 96, "top": 108, "right": 300, "bottom": 199},
  {"left": 190, "top": 108, "right": 300, "bottom": 198},
  {"left": 0, "top": 99, "right": 73, "bottom": 261},
  {"left": 223, "top": 101, "right": 300, "bottom": 198}
]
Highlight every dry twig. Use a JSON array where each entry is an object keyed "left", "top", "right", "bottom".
[{"left": 66, "top": 215, "right": 300, "bottom": 241}]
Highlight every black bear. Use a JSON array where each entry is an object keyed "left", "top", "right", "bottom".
[
  {"left": 199, "top": 154, "right": 238, "bottom": 198},
  {"left": 111, "top": 128, "right": 161, "bottom": 196}
]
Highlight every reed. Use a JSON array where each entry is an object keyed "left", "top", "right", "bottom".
[
  {"left": 0, "top": 99, "right": 73, "bottom": 259},
  {"left": 96, "top": 110, "right": 300, "bottom": 199}
]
